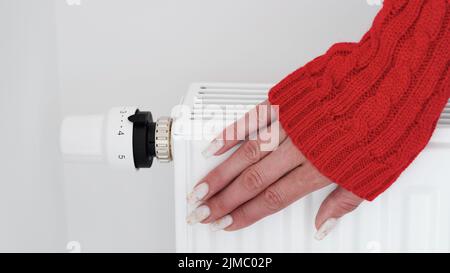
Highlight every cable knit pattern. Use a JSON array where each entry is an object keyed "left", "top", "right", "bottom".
[{"left": 268, "top": 0, "right": 450, "bottom": 201}]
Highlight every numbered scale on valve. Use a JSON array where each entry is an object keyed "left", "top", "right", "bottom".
[{"left": 60, "top": 106, "right": 173, "bottom": 169}]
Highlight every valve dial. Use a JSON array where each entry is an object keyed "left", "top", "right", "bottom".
[{"left": 60, "top": 107, "right": 172, "bottom": 169}]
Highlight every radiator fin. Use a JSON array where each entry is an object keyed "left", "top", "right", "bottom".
[
  {"left": 439, "top": 100, "right": 450, "bottom": 125},
  {"left": 190, "top": 84, "right": 269, "bottom": 120},
  {"left": 191, "top": 85, "right": 450, "bottom": 126}
]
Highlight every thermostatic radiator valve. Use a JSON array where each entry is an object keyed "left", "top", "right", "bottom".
[{"left": 60, "top": 107, "right": 173, "bottom": 169}]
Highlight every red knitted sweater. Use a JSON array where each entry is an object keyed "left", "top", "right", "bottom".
[{"left": 268, "top": 0, "right": 450, "bottom": 201}]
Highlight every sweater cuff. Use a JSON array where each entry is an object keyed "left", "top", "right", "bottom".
[{"left": 269, "top": 0, "right": 450, "bottom": 200}]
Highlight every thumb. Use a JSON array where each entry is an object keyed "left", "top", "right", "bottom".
[{"left": 314, "top": 186, "right": 363, "bottom": 240}]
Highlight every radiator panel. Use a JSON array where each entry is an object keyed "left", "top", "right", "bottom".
[{"left": 174, "top": 83, "right": 450, "bottom": 253}]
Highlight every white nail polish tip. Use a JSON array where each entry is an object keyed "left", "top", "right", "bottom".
[
  {"left": 314, "top": 218, "right": 338, "bottom": 241},
  {"left": 202, "top": 139, "right": 224, "bottom": 159},
  {"left": 188, "top": 200, "right": 202, "bottom": 210},
  {"left": 186, "top": 205, "right": 211, "bottom": 225},
  {"left": 187, "top": 183, "right": 209, "bottom": 206},
  {"left": 210, "top": 215, "right": 233, "bottom": 232}
]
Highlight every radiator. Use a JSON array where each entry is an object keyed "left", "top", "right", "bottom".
[
  {"left": 173, "top": 83, "right": 450, "bottom": 253},
  {"left": 61, "top": 83, "right": 450, "bottom": 253}
]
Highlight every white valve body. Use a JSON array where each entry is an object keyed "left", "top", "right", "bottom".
[{"left": 60, "top": 106, "right": 138, "bottom": 169}]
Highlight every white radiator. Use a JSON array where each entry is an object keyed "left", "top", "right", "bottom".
[{"left": 173, "top": 83, "right": 450, "bottom": 253}]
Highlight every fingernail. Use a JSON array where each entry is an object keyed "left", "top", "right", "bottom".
[
  {"left": 186, "top": 205, "right": 211, "bottom": 225},
  {"left": 202, "top": 139, "right": 224, "bottom": 159},
  {"left": 210, "top": 215, "right": 233, "bottom": 231},
  {"left": 188, "top": 199, "right": 202, "bottom": 210},
  {"left": 314, "top": 218, "right": 338, "bottom": 241},
  {"left": 187, "top": 183, "right": 209, "bottom": 206}
]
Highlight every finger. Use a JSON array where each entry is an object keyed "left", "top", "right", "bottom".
[
  {"left": 187, "top": 122, "right": 286, "bottom": 206},
  {"left": 211, "top": 162, "right": 331, "bottom": 231},
  {"left": 202, "top": 138, "right": 306, "bottom": 223},
  {"left": 314, "top": 187, "right": 363, "bottom": 240},
  {"left": 202, "top": 100, "right": 278, "bottom": 158}
]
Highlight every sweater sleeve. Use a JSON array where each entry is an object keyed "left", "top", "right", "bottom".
[{"left": 268, "top": 0, "right": 450, "bottom": 201}]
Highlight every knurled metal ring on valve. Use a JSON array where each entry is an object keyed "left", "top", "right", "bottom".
[{"left": 155, "top": 116, "right": 173, "bottom": 163}]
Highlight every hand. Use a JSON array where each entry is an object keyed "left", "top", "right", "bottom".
[{"left": 186, "top": 101, "right": 364, "bottom": 240}]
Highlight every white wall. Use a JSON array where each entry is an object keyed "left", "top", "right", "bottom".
[
  {"left": 0, "top": 0, "right": 380, "bottom": 252},
  {"left": 0, "top": 0, "right": 67, "bottom": 252}
]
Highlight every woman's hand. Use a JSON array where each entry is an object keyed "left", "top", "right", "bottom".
[{"left": 186, "top": 101, "right": 364, "bottom": 240}]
